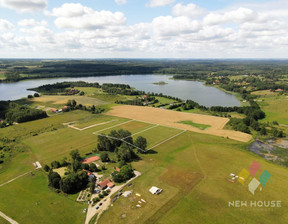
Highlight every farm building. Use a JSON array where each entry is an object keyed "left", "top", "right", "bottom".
[
  {"left": 149, "top": 186, "right": 162, "bottom": 195},
  {"left": 51, "top": 108, "right": 58, "bottom": 113},
  {"left": 81, "top": 155, "right": 100, "bottom": 164},
  {"left": 98, "top": 179, "right": 114, "bottom": 190}
]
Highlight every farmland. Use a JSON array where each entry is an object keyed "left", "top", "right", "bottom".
[
  {"left": 0, "top": 105, "right": 287, "bottom": 224},
  {"left": 98, "top": 130, "right": 288, "bottom": 224}
]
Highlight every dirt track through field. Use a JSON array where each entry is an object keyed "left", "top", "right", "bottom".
[{"left": 106, "top": 105, "right": 252, "bottom": 142}]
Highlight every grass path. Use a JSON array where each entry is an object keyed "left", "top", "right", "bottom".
[
  {"left": 0, "top": 211, "right": 19, "bottom": 224},
  {"left": 0, "top": 170, "right": 34, "bottom": 188}
]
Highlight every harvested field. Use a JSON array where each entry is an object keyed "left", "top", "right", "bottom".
[
  {"left": 106, "top": 105, "right": 252, "bottom": 142},
  {"left": 31, "top": 95, "right": 107, "bottom": 106}
]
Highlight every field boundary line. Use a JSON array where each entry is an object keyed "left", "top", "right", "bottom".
[
  {"left": 131, "top": 118, "right": 186, "bottom": 131},
  {"left": 148, "top": 130, "right": 186, "bottom": 150},
  {"left": 92, "top": 120, "right": 134, "bottom": 134},
  {"left": 122, "top": 124, "right": 159, "bottom": 139},
  {"left": 65, "top": 119, "right": 119, "bottom": 131},
  {"left": 0, "top": 210, "right": 19, "bottom": 224},
  {"left": 0, "top": 170, "right": 33, "bottom": 188}
]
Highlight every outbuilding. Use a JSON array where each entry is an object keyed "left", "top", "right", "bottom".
[
  {"left": 149, "top": 186, "right": 162, "bottom": 195},
  {"left": 122, "top": 191, "right": 132, "bottom": 198}
]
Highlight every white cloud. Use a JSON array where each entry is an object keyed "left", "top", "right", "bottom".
[
  {"left": 18, "top": 19, "right": 47, "bottom": 27},
  {"left": 204, "top": 7, "right": 257, "bottom": 26},
  {"left": 115, "top": 0, "right": 127, "bottom": 5},
  {"left": 0, "top": 19, "right": 14, "bottom": 31},
  {"left": 147, "top": 0, "right": 175, "bottom": 8},
  {"left": 0, "top": 0, "right": 47, "bottom": 12},
  {"left": 152, "top": 16, "right": 200, "bottom": 37},
  {"left": 172, "top": 3, "right": 205, "bottom": 18},
  {"left": 48, "top": 3, "right": 126, "bottom": 30}
]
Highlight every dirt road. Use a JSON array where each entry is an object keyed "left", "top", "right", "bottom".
[
  {"left": 106, "top": 105, "right": 252, "bottom": 142},
  {"left": 85, "top": 170, "right": 141, "bottom": 224}
]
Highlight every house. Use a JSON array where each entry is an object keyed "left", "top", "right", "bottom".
[
  {"left": 149, "top": 186, "right": 162, "bottom": 195},
  {"left": 98, "top": 179, "right": 114, "bottom": 190},
  {"left": 275, "top": 88, "right": 283, "bottom": 92},
  {"left": 81, "top": 155, "right": 100, "bottom": 164},
  {"left": 51, "top": 108, "right": 58, "bottom": 113},
  {"left": 114, "top": 167, "right": 120, "bottom": 172}
]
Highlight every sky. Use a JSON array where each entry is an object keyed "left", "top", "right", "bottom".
[{"left": 0, "top": 0, "right": 288, "bottom": 58}]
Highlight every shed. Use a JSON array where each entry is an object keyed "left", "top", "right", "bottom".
[
  {"left": 149, "top": 186, "right": 162, "bottom": 195},
  {"left": 122, "top": 191, "right": 132, "bottom": 198}
]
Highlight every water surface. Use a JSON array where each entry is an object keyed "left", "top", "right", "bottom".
[{"left": 0, "top": 75, "right": 240, "bottom": 107}]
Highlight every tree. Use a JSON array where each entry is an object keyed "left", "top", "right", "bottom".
[
  {"left": 118, "top": 129, "right": 133, "bottom": 145},
  {"left": 34, "top": 93, "right": 40, "bottom": 97},
  {"left": 51, "top": 160, "right": 61, "bottom": 169},
  {"left": 60, "top": 171, "right": 88, "bottom": 194},
  {"left": 70, "top": 149, "right": 81, "bottom": 161},
  {"left": 60, "top": 157, "right": 68, "bottom": 167},
  {"left": 43, "top": 164, "right": 50, "bottom": 172},
  {"left": 70, "top": 149, "right": 82, "bottom": 172},
  {"left": 134, "top": 136, "right": 147, "bottom": 152},
  {"left": 48, "top": 171, "right": 61, "bottom": 189},
  {"left": 27, "top": 95, "right": 33, "bottom": 99},
  {"left": 260, "top": 127, "right": 267, "bottom": 135},
  {"left": 97, "top": 134, "right": 113, "bottom": 151},
  {"left": 112, "top": 165, "right": 134, "bottom": 183},
  {"left": 89, "top": 163, "right": 98, "bottom": 172},
  {"left": 100, "top": 151, "right": 109, "bottom": 162},
  {"left": 116, "top": 144, "right": 138, "bottom": 162},
  {"left": 71, "top": 99, "right": 77, "bottom": 107}
]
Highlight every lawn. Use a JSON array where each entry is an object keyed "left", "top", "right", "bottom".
[
  {"left": 98, "top": 131, "right": 288, "bottom": 224},
  {"left": 0, "top": 171, "right": 86, "bottom": 224},
  {"left": 178, "top": 120, "right": 211, "bottom": 130},
  {"left": 257, "top": 95, "right": 288, "bottom": 125}
]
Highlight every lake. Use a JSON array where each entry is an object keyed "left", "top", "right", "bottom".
[{"left": 0, "top": 75, "right": 241, "bottom": 107}]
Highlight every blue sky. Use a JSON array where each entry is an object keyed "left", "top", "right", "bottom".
[{"left": 0, "top": 0, "right": 287, "bottom": 58}]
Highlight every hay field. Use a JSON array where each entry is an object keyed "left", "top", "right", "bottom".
[
  {"left": 30, "top": 95, "right": 107, "bottom": 106},
  {"left": 106, "top": 105, "right": 252, "bottom": 142}
]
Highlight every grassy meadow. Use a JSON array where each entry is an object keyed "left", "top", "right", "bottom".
[
  {"left": 252, "top": 91, "right": 288, "bottom": 125},
  {"left": 0, "top": 104, "right": 287, "bottom": 224},
  {"left": 99, "top": 131, "right": 288, "bottom": 224},
  {"left": 178, "top": 120, "right": 211, "bottom": 130}
]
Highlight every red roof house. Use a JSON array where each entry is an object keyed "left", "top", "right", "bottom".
[{"left": 98, "top": 179, "right": 114, "bottom": 189}]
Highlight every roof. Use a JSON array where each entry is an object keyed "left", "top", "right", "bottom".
[
  {"left": 99, "top": 179, "right": 114, "bottom": 189},
  {"left": 149, "top": 186, "right": 162, "bottom": 194},
  {"left": 122, "top": 191, "right": 132, "bottom": 197},
  {"left": 115, "top": 167, "right": 120, "bottom": 172},
  {"left": 107, "top": 182, "right": 115, "bottom": 188},
  {"left": 81, "top": 155, "right": 100, "bottom": 164}
]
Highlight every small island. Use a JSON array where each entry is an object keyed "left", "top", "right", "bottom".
[{"left": 153, "top": 81, "right": 168, "bottom": 85}]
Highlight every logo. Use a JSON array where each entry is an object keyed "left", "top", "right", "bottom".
[
  {"left": 237, "top": 161, "right": 272, "bottom": 195},
  {"left": 228, "top": 161, "right": 281, "bottom": 208}
]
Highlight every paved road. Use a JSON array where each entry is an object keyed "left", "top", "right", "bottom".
[
  {"left": 85, "top": 170, "right": 141, "bottom": 224},
  {"left": 0, "top": 211, "right": 19, "bottom": 224}
]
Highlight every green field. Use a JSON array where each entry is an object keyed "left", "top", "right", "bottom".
[
  {"left": 0, "top": 171, "right": 86, "bottom": 224},
  {"left": 178, "top": 120, "right": 211, "bottom": 130},
  {"left": 257, "top": 95, "right": 288, "bottom": 125},
  {"left": 1, "top": 107, "right": 288, "bottom": 224},
  {"left": 0, "top": 73, "right": 5, "bottom": 80},
  {"left": 99, "top": 131, "right": 288, "bottom": 224}
]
